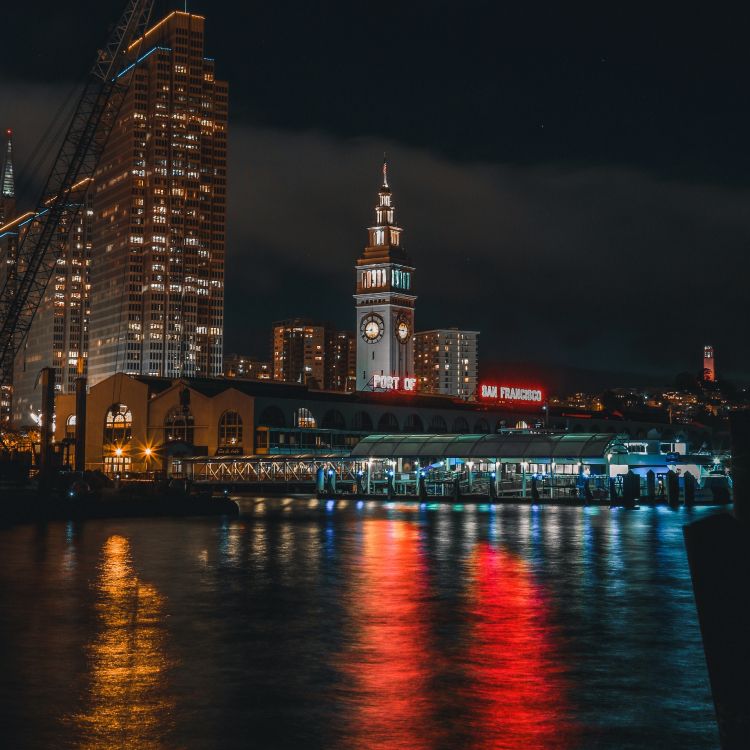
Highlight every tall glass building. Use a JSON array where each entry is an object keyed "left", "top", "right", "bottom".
[
  {"left": 11, "top": 182, "right": 93, "bottom": 424},
  {"left": 88, "top": 11, "right": 228, "bottom": 386}
]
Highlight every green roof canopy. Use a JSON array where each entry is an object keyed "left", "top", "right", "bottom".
[{"left": 350, "top": 433, "right": 626, "bottom": 461}]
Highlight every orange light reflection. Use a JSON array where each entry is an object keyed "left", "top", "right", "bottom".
[{"left": 73, "top": 535, "right": 173, "bottom": 749}]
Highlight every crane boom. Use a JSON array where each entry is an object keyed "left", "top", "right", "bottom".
[{"left": 0, "top": 0, "right": 155, "bottom": 388}]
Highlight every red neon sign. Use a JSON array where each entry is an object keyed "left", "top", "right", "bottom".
[
  {"left": 371, "top": 374, "right": 416, "bottom": 392},
  {"left": 480, "top": 383, "right": 545, "bottom": 404}
]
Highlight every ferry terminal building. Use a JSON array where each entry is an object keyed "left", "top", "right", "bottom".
[
  {"left": 51, "top": 163, "right": 712, "bottom": 481},
  {"left": 54, "top": 372, "right": 702, "bottom": 478}
]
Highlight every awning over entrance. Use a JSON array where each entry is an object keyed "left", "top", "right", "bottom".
[{"left": 350, "top": 433, "right": 626, "bottom": 461}]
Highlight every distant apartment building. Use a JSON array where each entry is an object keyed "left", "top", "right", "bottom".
[
  {"left": 326, "top": 329, "right": 356, "bottom": 393},
  {"left": 414, "top": 328, "right": 479, "bottom": 399},
  {"left": 273, "top": 319, "right": 325, "bottom": 387},
  {"left": 88, "top": 10, "right": 227, "bottom": 386},
  {"left": 223, "top": 353, "right": 271, "bottom": 380},
  {"left": 272, "top": 319, "right": 355, "bottom": 392}
]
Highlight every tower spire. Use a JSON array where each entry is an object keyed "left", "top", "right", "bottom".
[
  {"left": 354, "top": 159, "right": 417, "bottom": 391},
  {"left": 2, "top": 129, "right": 14, "bottom": 199}
]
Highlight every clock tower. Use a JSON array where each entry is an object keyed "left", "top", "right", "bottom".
[{"left": 354, "top": 160, "right": 416, "bottom": 391}]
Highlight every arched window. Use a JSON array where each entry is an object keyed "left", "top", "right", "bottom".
[
  {"left": 404, "top": 414, "right": 424, "bottom": 433},
  {"left": 104, "top": 404, "right": 132, "bottom": 445},
  {"left": 165, "top": 406, "right": 194, "bottom": 444},
  {"left": 66, "top": 414, "right": 77, "bottom": 440},
  {"left": 515, "top": 420, "right": 529, "bottom": 430},
  {"left": 474, "top": 418, "right": 490, "bottom": 433},
  {"left": 218, "top": 410, "right": 243, "bottom": 447},
  {"left": 452, "top": 417, "right": 469, "bottom": 433},
  {"left": 259, "top": 405, "right": 285, "bottom": 428},
  {"left": 377, "top": 412, "right": 399, "bottom": 432},
  {"left": 353, "top": 411, "right": 373, "bottom": 431},
  {"left": 295, "top": 407, "right": 316, "bottom": 429},
  {"left": 322, "top": 409, "right": 346, "bottom": 430},
  {"left": 429, "top": 415, "right": 447, "bottom": 433}
]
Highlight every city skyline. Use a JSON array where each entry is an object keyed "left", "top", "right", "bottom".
[
  {"left": 0, "top": 7, "right": 742, "bottom": 750},
  {"left": 1, "top": 1, "right": 748, "bottom": 382}
]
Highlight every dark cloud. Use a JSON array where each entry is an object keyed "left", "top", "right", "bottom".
[
  {"left": 3, "top": 84, "right": 749, "bottom": 383},
  {"left": 227, "top": 124, "right": 750, "bottom": 380}
]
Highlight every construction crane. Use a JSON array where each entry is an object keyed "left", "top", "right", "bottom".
[{"left": 0, "top": 0, "right": 155, "bottom": 389}]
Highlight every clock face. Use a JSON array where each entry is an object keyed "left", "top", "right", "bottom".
[
  {"left": 396, "top": 318, "right": 410, "bottom": 343},
  {"left": 361, "top": 313, "right": 384, "bottom": 343}
]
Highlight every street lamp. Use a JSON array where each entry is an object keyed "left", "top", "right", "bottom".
[{"left": 143, "top": 446, "right": 153, "bottom": 478}]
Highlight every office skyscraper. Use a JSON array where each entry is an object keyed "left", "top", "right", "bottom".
[
  {"left": 0, "top": 130, "right": 16, "bottom": 423},
  {"left": 10, "top": 180, "right": 92, "bottom": 424},
  {"left": 1, "top": 129, "right": 14, "bottom": 223},
  {"left": 2, "top": 131, "right": 91, "bottom": 424},
  {"left": 88, "top": 11, "right": 227, "bottom": 386}
]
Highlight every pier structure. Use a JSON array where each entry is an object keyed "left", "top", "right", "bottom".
[{"left": 186, "top": 432, "right": 626, "bottom": 499}]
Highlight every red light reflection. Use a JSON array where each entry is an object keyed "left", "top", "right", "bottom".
[
  {"left": 337, "top": 526, "right": 577, "bottom": 750},
  {"left": 337, "top": 520, "right": 434, "bottom": 750},
  {"left": 464, "top": 543, "right": 578, "bottom": 749}
]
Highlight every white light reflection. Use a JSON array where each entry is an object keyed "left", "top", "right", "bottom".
[{"left": 250, "top": 524, "right": 268, "bottom": 572}]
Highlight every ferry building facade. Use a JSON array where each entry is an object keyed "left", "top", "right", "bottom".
[
  {"left": 53, "top": 372, "right": 690, "bottom": 476},
  {"left": 52, "top": 164, "right": 707, "bottom": 476}
]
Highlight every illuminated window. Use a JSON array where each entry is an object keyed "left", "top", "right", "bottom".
[
  {"left": 104, "top": 404, "right": 132, "bottom": 446},
  {"left": 66, "top": 414, "right": 76, "bottom": 440},
  {"left": 104, "top": 454, "right": 131, "bottom": 476},
  {"left": 218, "top": 410, "right": 243, "bottom": 446},
  {"left": 295, "top": 407, "right": 316, "bottom": 429}
]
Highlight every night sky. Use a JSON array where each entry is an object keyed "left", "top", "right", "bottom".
[{"left": 2, "top": 1, "right": 749, "bottom": 385}]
